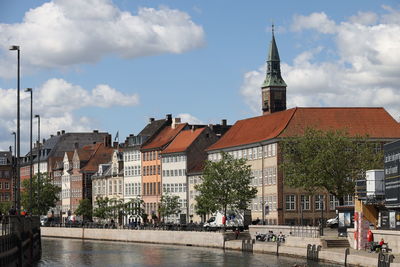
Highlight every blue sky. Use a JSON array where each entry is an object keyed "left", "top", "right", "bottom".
[{"left": 1, "top": 0, "right": 400, "bottom": 153}]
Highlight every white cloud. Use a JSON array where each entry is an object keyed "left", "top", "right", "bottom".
[
  {"left": 241, "top": 7, "right": 400, "bottom": 121},
  {"left": 177, "top": 113, "right": 204, "bottom": 124},
  {"left": 349, "top": 11, "right": 378, "bottom": 25},
  {"left": 292, "top": 12, "right": 336, "bottom": 34},
  {"left": 0, "top": 78, "right": 139, "bottom": 151},
  {"left": 0, "top": 0, "right": 205, "bottom": 77}
]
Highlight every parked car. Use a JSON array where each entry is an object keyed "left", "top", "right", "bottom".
[{"left": 327, "top": 216, "right": 338, "bottom": 228}]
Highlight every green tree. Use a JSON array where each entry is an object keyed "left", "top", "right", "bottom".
[
  {"left": 0, "top": 201, "right": 12, "bottom": 215},
  {"left": 195, "top": 152, "right": 257, "bottom": 225},
  {"left": 158, "top": 194, "right": 181, "bottom": 222},
  {"left": 280, "top": 128, "right": 383, "bottom": 205},
  {"left": 21, "top": 173, "right": 61, "bottom": 215},
  {"left": 75, "top": 198, "right": 93, "bottom": 221},
  {"left": 93, "top": 196, "right": 110, "bottom": 221},
  {"left": 195, "top": 193, "right": 217, "bottom": 223}
]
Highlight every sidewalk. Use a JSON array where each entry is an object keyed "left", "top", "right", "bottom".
[{"left": 225, "top": 238, "right": 400, "bottom": 267}]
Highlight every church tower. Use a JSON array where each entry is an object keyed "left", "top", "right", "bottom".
[{"left": 261, "top": 25, "right": 287, "bottom": 115}]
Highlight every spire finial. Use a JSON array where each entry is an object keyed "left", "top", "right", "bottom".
[{"left": 272, "top": 23, "right": 274, "bottom": 36}]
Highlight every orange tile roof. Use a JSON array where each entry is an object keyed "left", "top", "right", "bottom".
[
  {"left": 280, "top": 107, "right": 400, "bottom": 138},
  {"left": 207, "top": 107, "right": 400, "bottom": 151},
  {"left": 141, "top": 123, "right": 187, "bottom": 151},
  {"left": 161, "top": 128, "right": 205, "bottom": 154},
  {"left": 207, "top": 109, "right": 295, "bottom": 151}
]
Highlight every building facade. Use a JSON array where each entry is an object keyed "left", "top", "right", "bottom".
[
  {"left": 205, "top": 30, "right": 400, "bottom": 225},
  {"left": 0, "top": 151, "right": 12, "bottom": 203}
]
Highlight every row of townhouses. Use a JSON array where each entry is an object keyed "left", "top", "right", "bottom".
[{"left": 14, "top": 31, "right": 400, "bottom": 226}]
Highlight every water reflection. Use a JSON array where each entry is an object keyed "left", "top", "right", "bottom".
[{"left": 38, "top": 237, "right": 340, "bottom": 267}]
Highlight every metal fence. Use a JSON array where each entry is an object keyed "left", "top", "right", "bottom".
[
  {"left": 44, "top": 222, "right": 226, "bottom": 232},
  {"left": 0, "top": 216, "right": 41, "bottom": 267}
]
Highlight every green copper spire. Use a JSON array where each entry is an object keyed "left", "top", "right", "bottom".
[{"left": 262, "top": 25, "right": 287, "bottom": 87}]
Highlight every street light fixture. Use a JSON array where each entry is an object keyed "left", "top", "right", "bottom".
[
  {"left": 9, "top": 45, "right": 21, "bottom": 215},
  {"left": 25, "top": 88, "right": 33, "bottom": 214},
  {"left": 35, "top": 114, "right": 40, "bottom": 207}
]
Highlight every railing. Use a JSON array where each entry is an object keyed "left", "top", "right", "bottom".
[
  {"left": 0, "top": 216, "right": 41, "bottom": 267},
  {"left": 44, "top": 222, "right": 219, "bottom": 232}
]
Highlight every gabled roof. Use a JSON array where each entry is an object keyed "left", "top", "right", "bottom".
[
  {"left": 207, "top": 109, "right": 295, "bottom": 151},
  {"left": 207, "top": 107, "right": 400, "bottom": 151},
  {"left": 141, "top": 123, "right": 187, "bottom": 151},
  {"left": 139, "top": 119, "right": 167, "bottom": 136},
  {"left": 161, "top": 128, "right": 205, "bottom": 154},
  {"left": 80, "top": 143, "right": 115, "bottom": 172}
]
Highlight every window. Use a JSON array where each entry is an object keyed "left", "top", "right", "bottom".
[
  {"left": 257, "top": 147, "right": 262, "bottom": 158},
  {"left": 344, "top": 195, "right": 354, "bottom": 206},
  {"left": 272, "top": 143, "right": 276, "bottom": 156},
  {"left": 5, "top": 182, "right": 9, "bottom": 189},
  {"left": 300, "top": 195, "right": 310, "bottom": 210},
  {"left": 0, "top": 157, "right": 6, "bottom": 165},
  {"left": 315, "top": 195, "right": 325, "bottom": 210},
  {"left": 285, "top": 195, "right": 296, "bottom": 210},
  {"left": 329, "top": 195, "right": 339, "bottom": 210}
]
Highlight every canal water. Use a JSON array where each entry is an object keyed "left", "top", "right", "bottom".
[{"left": 38, "top": 237, "right": 341, "bottom": 267}]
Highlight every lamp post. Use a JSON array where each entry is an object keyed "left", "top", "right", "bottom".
[
  {"left": 25, "top": 88, "right": 33, "bottom": 214},
  {"left": 9, "top": 45, "right": 21, "bottom": 214},
  {"left": 11, "top": 132, "right": 17, "bottom": 210},
  {"left": 35, "top": 114, "right": 40, "bottom": 209}
]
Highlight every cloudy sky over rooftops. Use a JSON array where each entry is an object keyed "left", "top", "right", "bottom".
[{"left": 0, "top": 0, "right": 399, "bottom": 153}]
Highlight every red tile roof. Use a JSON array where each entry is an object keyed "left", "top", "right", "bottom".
[
  {"left": 207, "top": 107, "right": 400, "bottom": 151},
  {"left": 141, "top": 123, "right": 187, "bottom": 151},
  {"left": 207, "top": 109, "right": 295, "bottom": 150},
  {"left": 161, "top": 128, "right": 205, "bottom": 154}
]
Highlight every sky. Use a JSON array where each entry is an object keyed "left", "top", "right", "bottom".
[{"left": 1, "top": 0, "right": 400, "bottom": 154}]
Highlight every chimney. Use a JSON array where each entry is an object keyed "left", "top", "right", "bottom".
[
  {"left": 93, "top": 130, "right": 99, "bottom": 133},
  {"left": 191, "top": 125, "right": 195, "bottom": 132},
  {"left": 172, "top": 117, "right": 181, "bottom": 129},
  {"left": 57, "top": 131, "right": 60, "bottom": 136},
  {"left": 104, "top": 134, "right": 111, "bottom": 147},
  {"left": 61, "top": 130, "right": 65, "bottom": 135},
  {"left": 113, "top": 142, "right": 118, "bottom": 148},
  {"left": 222, "top": 119, "right": 227, "bottom": 126},
  {"left": 149, "top": 117, "right": 155, "bottom": 123},
  {"left": 43, "top": 138, "right": 46, "bottom": 144},
  {"left": 166, "top": 114, "right": 172, "bottom": 123},
  {"left": 50, "top": 135, "right": 54, "bottom": 138}
]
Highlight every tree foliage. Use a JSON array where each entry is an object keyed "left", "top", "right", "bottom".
[
  {"left": 75, "top": 198, "right": 93, "bottom": 220},
  {"left": 93, "top": 196, "right": 110, "bottom": 220},
  {"left": 158, "top": 194, "right": 181, "bottom": 221},
  {"left": 0, "top": 201, "right": 12, "bottom": 215},
  {"left": 195, "top": 152, "right": 257, "bottom": 222},
  {"left": 93, "top": 196, "right": 144, "bottom": 223},
  {"left": 21, "top": 173, "right": 61, "bottom": 215},
  {"left": 280, "top": 128, "right": 383, "bottom": 204}
]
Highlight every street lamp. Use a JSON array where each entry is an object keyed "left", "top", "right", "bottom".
[
  {"left": 11, "top": 132, "right": 17, "bottom": 210},
  {"left": 35, "top": 114, "right": 40, "bottom": 207},
  {"left": 25, "top": 88, "right": 33, "bottom": 214},
  {"left": 9, "top": 45, "right": 21, "bottom": 214}
]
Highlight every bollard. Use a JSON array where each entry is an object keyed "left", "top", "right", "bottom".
[
  {"left": 276, "top": 240, "right": 280, "bottom": 256},
  {"left": 344, "top": 247, "right": 349, "bottom": 267},
  {"left": 307, "top": 244, "right": 312, "bottom": 260}
]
